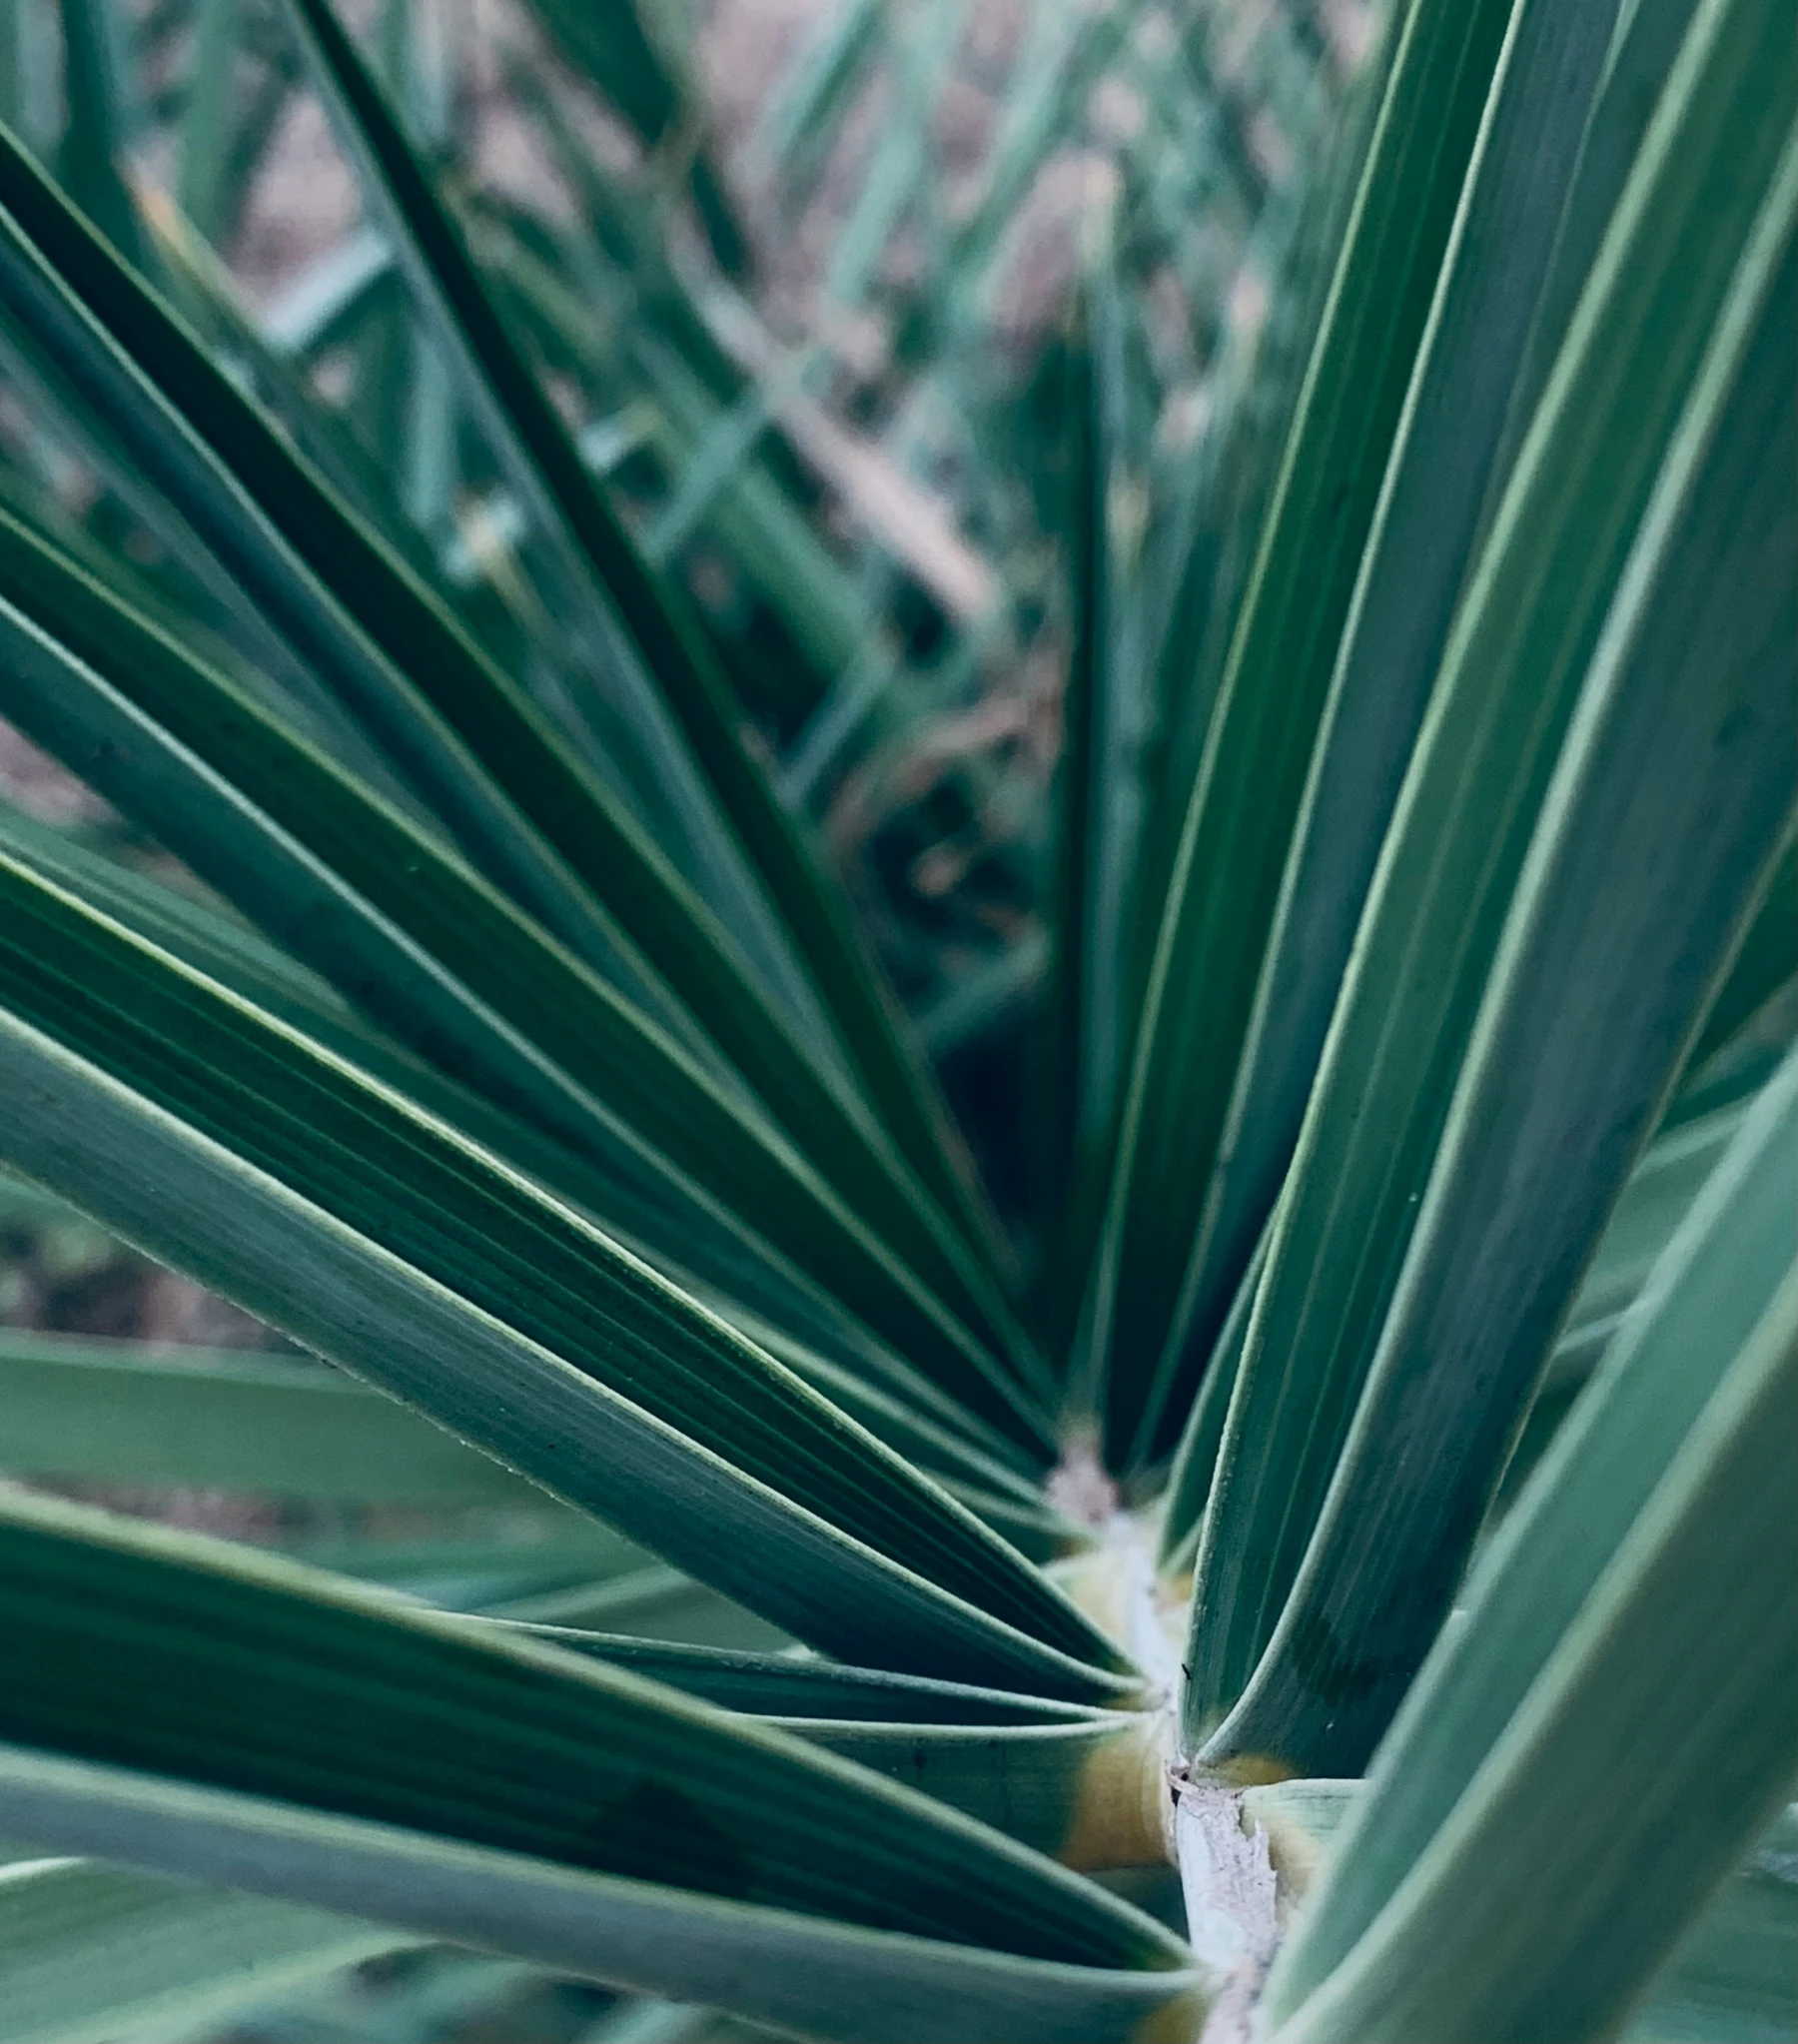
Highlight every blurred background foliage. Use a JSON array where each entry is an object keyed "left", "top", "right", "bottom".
[{"left": 0, "top": 0, "right": 1371, "bottom": 1227}]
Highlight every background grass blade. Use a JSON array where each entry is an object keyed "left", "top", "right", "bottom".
[
  {"left": 0, "top": 1853, "right": 415, "bottom": 2044},
  {"left": 1682, "top": 832, "right": 1797, "bottom": 1080},
  {"left": 1131, "top": 5, "right": 1403, "bottom": 974},
  {"left": 517, "top": 0, "right": 745, "bottom": 278},
  {"left": 0, "top": 1330, "right": 544, "bottom": 1507},
  {"left": 175, "top": 0, "right": 241, "bottom": 248},
  {"left": 291, "top": 1527, "right": 664, "bottom": 1624},
  {"left": 1551, "top": 1094, "right": 1753, "bottom": 1367},
  {"left": 1622, "top": 1806, "right": 1798, "bottom": 2044},
  {"left": 54, "top": 0, "right": 145, "bottom": 270}
]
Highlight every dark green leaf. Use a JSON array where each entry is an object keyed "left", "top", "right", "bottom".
[
  {"left": 0, "top": 510, "right": 1044, "bottom": 1444},
  {"left": 1149, "top": 0, "right": 1625, "bottom": 1410},
  {"left": 0, "top": 857, "right": 1121, "bottom": 1695},
  {"left": 1184, "top": 0, "right": 1796, "bottom": 1750},
  {"left": 1086, "top": 0, "right": 1516, "bottom": 1463},
  {"left": 0, "top": 1490, "right": 1181, "bottom": 1973},
  {"left": 280, "top": 0, "right": 1009, "bottom": 1286}
]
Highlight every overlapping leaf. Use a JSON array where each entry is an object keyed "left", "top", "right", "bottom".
[
  {"left": 280, "top": 0, "right": 1006, "bottom": 1279},
  {"left": 1084, "top": 0, "right": 1515, "bottom": 1461},
  {"left": 0, "top": 858, "right": 1123, "bottom": 1698},
  {"left": 0, "top": 508, "right": 1042, "bottom": 1438},
  {"left": 1151, "top": 0, "right": 1625, "bottom": 1409},
  {"left": 0, "top": 1493, "right": 1192, "bottom": 2004},
  {"left": 1264, "top": 1060, "right": 1798, "bottom": 2041},
  {"left": 1185, "top": 0, "right": 1796, "bottom": 1753}
]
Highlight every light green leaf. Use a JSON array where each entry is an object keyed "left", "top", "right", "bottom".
[
  {"left": 1555, "top": 1094, "right": 1751, "bottom": 1364},
  {"left": 0, "top": 1491, "right": 1181, "bottom": 1977},
  {"left": 1265, "top": 1057, "right": 1798, "bottom": 2037},
  {"left": 283, "top": 1526, "right": 654, "bottom": 1614},
  {"left": 0, "top": 1330, "right": 541, "bottom": 1507},
  {"left": 473, "top": 1569, "right": 786, "bottom": 1652},
  {"left": 1237, "top": 1790, "right": 1798, "bottom": 2044},
  {"left": 1626, "top": 1807, "right": 1798, "bottom": 2044},
  {"left": 1683, "top": 832, "right": 1798, "bottom": 1080},
  {"left": 0, "top": 1853, "right": 413, "bottom": 2044},
  {"left": 0, "top": 1743, "right": 1203, "bottom": 2044},
  {"left": 1487, "top": 1095, "right": 1756, "bottom": 1516}
]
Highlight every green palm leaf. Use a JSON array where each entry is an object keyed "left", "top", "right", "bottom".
[
  {"left": 1185, "top": 0, "right": 1794, "bottom": 1754},
  {"left": 0, "top": 0, "right": 1788, "bottom": 2033}
]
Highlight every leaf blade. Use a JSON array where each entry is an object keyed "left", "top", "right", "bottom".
[
  {"left": 0, "top": 1745, "right": 1203, "bottom": 2044},
  {"left": 0, "top": 861, "right": 1120, "bottom": 1696},
  {"left": 1085, "top": 0, "right": 1516, "bottom": 1459},
  {"left": 0, "top": 1490, "right": 1176, "bottom": 1971},
  {"left": 1183, "top": 0, "right": 1797, "bottom": 1744},
  {"left": 1266, "top": 1056, "right": 1798, "bottom": 2028}
]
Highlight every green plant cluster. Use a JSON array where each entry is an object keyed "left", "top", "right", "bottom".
[{"left": 0, "top": 0, "right": 1790, "bottom": 2039}]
